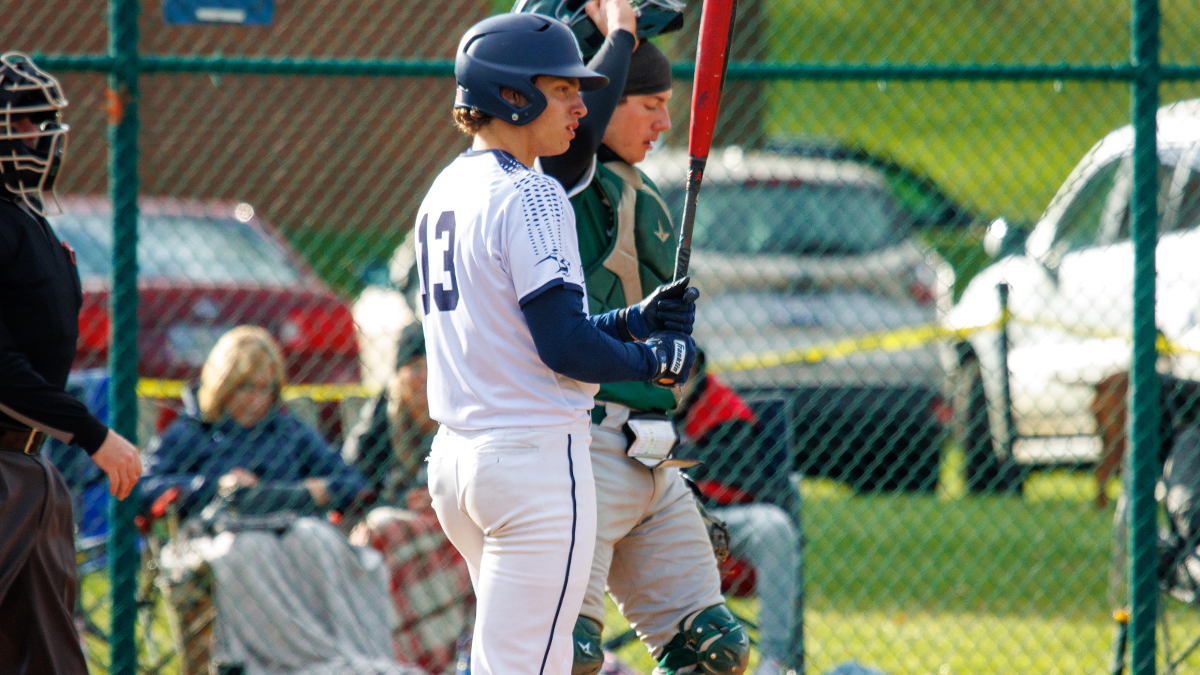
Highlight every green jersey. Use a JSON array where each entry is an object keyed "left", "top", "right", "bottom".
[{"left": 574, "top": 159, "right": 679, "bottom": 416}]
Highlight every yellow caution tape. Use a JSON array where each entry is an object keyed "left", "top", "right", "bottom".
[
  {"left": 136, "top": 379, "right": 369, "bottom": 402},
  {"left": 132, "top": 315, "right": 1200, "bottom": 388},
  {"left": 137, "top": 379, "right": 184, "bottom": 399},
  {"left": 706, "top": 314, "right": 1200, "bottom": 375},
  {"left": 988, "top": 314, "right": 1200, "bottom": 357},
  {"left": 280, "top": 383, "right": 371, "bottom": 401},
  {"left": 707, "top": 323, "right": 983, "bottom": 374}
]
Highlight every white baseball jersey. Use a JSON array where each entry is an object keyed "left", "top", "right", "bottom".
[{"left": 416, "top": 149, "right": 600, "bottom": 430}]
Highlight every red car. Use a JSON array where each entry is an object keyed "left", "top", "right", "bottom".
[{"left": 52, "top": 197, "right": 360, "bottom": 434}]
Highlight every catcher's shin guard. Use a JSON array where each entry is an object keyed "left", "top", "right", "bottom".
[
  {"left": 656, "top": 604, "right": 750, "bottom": 675},
  {"left": 573, "top": 615, "right": 605, "bottom": 675}
]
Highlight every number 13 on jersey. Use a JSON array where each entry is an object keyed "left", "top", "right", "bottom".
[{"left": 418, "top": 210, "right": 459, "bottom": 314}]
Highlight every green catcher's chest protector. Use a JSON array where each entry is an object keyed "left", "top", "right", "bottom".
[{"left": 574, "top": 159, "right": 679, "bottom": 416}]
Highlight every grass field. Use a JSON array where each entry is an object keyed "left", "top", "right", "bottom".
[
  {"left": 602, "top": 449, "right": 1200, "bottom": 675},
  {"left": 75, "top": 450, "right": 1200, "bottom": 675}
]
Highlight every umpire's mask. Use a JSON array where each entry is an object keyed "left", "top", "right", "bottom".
[{"left": 0, "top": 52, "right": 69, "bottom": 217}]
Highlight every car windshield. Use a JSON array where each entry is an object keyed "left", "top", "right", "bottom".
[
  {"left": 50, "top": 213, "right": 302, "bottom": 285},
  {"left": 663, "top": 181, "right": 905, "bottom": 256}
]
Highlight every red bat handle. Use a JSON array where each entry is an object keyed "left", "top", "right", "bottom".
[{"left": 688, "top": 0, "right": 737, "bottom": 161}]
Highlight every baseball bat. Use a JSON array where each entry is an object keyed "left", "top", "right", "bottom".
[{"left": 672, "top": 0, "right": 739, "bottom": 282}]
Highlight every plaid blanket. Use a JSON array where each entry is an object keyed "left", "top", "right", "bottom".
[{"left": 351, "top": 503, "right": 475, "bottom": 675}]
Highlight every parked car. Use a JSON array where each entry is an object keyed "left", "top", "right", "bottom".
[
  {"left": 941, "top": 98, "right": 1200, "bottom": 485},
  {"left": 641, "top": 146, "right": 947, "bottom": 492},
  {"left": 766, "top": 138, "right": 980, "bottom": 231},
  {"left": 767, "top": 138, "right": 1013, "bottom": 301},
  {"left": 52, "top": 196, "right": 361, "bottom": 439}
]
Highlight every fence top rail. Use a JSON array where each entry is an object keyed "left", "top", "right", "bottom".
[{"left": 31, "top": 53, "right": 1200, "bottom": 82}]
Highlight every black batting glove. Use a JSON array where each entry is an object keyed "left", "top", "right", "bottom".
[
  {"left": 616, "top": 276, "right": 700, "bottom": 341},
  {"left": 646, "top": 331, "right": 696, "bottom": 388}
]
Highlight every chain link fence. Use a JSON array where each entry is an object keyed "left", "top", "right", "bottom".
[{"left": 10, "top": 0, "right": 1200, "bottom": 673}]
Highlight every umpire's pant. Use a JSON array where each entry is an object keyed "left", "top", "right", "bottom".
[{"left": 0, "top": 450, "right": 89, "bottom": 675}]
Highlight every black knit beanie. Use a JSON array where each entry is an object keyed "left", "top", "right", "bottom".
[{"left": 623, "top": 40, "right": 672, "bottom": 97}]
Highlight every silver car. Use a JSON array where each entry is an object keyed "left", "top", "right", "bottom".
[{"left": 641, "top": 147, "right": 946, "bottom": 491}]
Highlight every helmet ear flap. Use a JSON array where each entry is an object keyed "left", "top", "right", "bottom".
[{"left": 496, "top": 80, "right": 549, "bottom": 123}]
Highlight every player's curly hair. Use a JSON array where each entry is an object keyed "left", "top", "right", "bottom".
[
  {"left": 453, "top": 87, "right": 532, "bottom": 136},
  {"left": 453, "top": 107, "right": 493, "bottom": 136}
]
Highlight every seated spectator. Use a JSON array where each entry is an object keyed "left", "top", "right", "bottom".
[
  {"left": 344, "top": 323, "right": 436, "bottom": 505},
  {"left": 141, "top": 325, "right": 422, "bottom": 675},
  {"left": 344, "top": 324, "right": 474, "bottom": 675},
  {"left": 675, "top": 352, "right": 801, "bottom": 675}
]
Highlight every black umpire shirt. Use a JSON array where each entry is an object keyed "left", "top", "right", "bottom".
[{"left": 0, "top": 195, "right": 109, "bottom": 454}]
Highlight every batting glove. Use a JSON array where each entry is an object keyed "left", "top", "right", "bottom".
[
  {"left": 617, "top": 276, "right": 700, "bottom": 341},
  {"left": 646, "top": 331, "right": 696, "bottom": 388}
]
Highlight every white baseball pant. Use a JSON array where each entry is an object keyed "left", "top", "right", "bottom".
[
  {"left": 427, "top": 419, "right": 596, "bottom": 675},
  {"left": 583, "top": 424, "right": 725, "bottom": 655}
]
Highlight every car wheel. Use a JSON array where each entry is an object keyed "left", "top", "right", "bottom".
[{"left": 955, "top": 353, "right": 1025, "bottom": 494}]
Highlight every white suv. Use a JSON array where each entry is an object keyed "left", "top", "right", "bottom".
[{"left": 941, "top": 98, "right": 1200, "bottom": 478}]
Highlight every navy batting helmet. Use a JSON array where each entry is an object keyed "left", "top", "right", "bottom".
[
  {"left": 513, "top": 0, "right": 686, "bottom": 60},
  {"left": 455, "top": 13, "right": 609, "bottom": 126}
]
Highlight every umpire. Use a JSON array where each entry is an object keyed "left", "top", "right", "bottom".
[{"left": 0, "top": 52, "right": 142, "bottom": 674}]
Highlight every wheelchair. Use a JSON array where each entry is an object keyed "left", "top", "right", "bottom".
[{"left": 1108, "top": 379, "right": 1200, "bottom": 674}]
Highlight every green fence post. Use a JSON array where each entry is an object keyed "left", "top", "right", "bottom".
[
  {"left": 108, "top": 0, "right": 140, "bottom": 673},
  {"left": 1128, "top": 0, "right": 1160, "bottom": 673}
]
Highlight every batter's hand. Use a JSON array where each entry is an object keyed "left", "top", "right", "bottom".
[
  {"left": 629, "top": 276, "right": 700, "bottom": 340},
  {"left": 646, "top": 331, "right": 696, "bottom": 387},
  {"left": 585, "top": 0, "right": 637, "bottom": 41},
  {"left": 91, "top": 429, "right": 143, "bottom": 501}
]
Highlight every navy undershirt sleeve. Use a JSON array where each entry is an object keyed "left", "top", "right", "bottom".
[
  {"left": 521, "top": 285, "right": 658, "bottom": 383},
  {"left": 541, "top": 29, "right": 636, "bottom": 190},
  {"left": 590, "top": 308, "right": 624, "bottom": 341}
]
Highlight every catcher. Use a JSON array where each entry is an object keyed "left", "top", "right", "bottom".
[{"left": 523, "top": 1, "right": 751, "bottom": 674}]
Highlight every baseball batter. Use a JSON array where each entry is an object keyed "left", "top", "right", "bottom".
[
  {"left": 420, "top": 14, "right": 699, "bottom": 675},
  {"left": 527, "top": 2, "right": 752, "bottom": 674}
]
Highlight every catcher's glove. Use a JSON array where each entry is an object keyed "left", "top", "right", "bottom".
[{"left": 682, "top": 473, "right": 730, "bottom": 563}]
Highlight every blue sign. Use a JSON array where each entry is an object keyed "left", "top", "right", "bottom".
[{"left": 164, "top": 0, "right": 274, "bottom": 25}]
